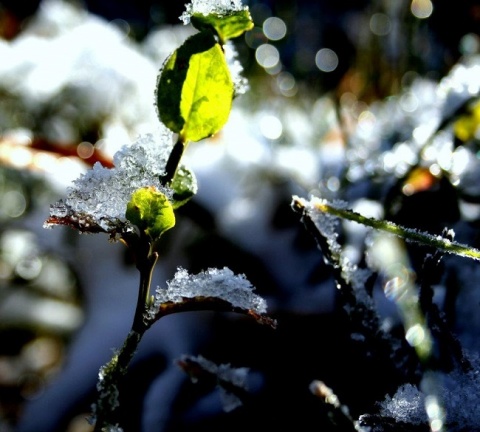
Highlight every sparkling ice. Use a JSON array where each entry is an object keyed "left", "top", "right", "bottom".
[
  {"left": 154, "top": 267, "right": 267, "bottom": 315},
  {"left": 46, "top": 131, "right": 174, "bottom": 233}
]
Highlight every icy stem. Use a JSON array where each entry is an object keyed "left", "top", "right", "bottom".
[
  {"left": 44, "top": 131, "right": 175, "bottom": 234},
  {"left": 178, "top": 354, "right": 249, "bottom": 412},
  {"left": 180, "top": 0, "right": 248, "bottom": 25},
  {"left": 295, "top": 196, "right": 370, "bottom": 291},
  {"left": 153, "top": 267, "right": 267, "bottom": 315}
]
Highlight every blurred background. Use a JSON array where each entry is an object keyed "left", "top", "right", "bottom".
[{"left": 0, "top": 0, "right": 479, "bottom": 431}]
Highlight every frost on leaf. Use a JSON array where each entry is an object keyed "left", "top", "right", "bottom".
[
  {"left": 148, "top": 267, "right": 275, "bottom": 327},
  {"left": 177, "top": 354, "right": 249, "bottom": 412},
  {"left": 224, "top": 41, "right": 249, "bottom": 96},
  {"left": 180, "top": 0, "right": 253, "bottom": 43},
  {"left": 44, "top": 133, "right": 175, "bottom": 237},
  {"left": 180, "top": 0, "right": 248, "bottom": 25}
]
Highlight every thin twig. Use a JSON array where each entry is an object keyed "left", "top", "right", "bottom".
[{"left": 293, "top": 196, "right": 480, "bottom": 262}]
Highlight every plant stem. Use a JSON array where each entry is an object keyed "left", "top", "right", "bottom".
[
  {"left": 161, "top": 138, "right": 185, "bottom": 186},
  {"left": 132, "top": 246, "right": 158, "bottom": 333},
  {"left": 293, "top": 196, "right": 480, "bottom": 262},
  {"left": 92, "top": 239, "right": 158, "bottom": 430},
  {"left": 92, "top": 331, "right": 143, "bottom": 431}
]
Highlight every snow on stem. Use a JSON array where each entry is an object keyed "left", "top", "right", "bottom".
[{"left": 292, "top": 195, "right": 480, "bottom": 262}]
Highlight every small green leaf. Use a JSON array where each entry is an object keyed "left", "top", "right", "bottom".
[
  {"left": 126, "top": 187, "right": 175, "bottom": 241},
  {"left": 190, "top": 9, "right": 254, "bottom": 42},
  {"left": 171, "top": 166, "right": 198, "bottom": 209},
  {"left": 156, "top": 30, "right": 234, "bottom": 142}
]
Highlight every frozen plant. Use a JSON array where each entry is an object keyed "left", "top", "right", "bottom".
[
  {"left": 45, "top": 132, "right": 174, "bottom": 234},
  {"left": 43, "top": 2, "right": 272, "bottom": 431},
  {"left": 150, "top": 267, "right": 268, "bottom": 319},
  {"left": 177, "top": 354, "right": 250, "bottom": 412},
  {"left": 292, "top": 187, "right": 480, "bottom": 430}
]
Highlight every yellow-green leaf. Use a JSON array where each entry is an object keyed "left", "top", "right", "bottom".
[
  {"left": 126, "top": 187, "right": 175, "bottom": 241},
  {"left": 190, "top": 9, "right": 254, "bottom": 42},
  {"left": 156, "top": 30, "right": 234, "bottom": 142},
  {"left": 453, "top": 100, "right": 480, "bottom": 142}
]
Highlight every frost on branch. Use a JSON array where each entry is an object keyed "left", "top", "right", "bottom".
[
  {"left": 44, "top": 132, "right": 174, "bottom": 236},
  {"left": 149, "top": 267, "right": 275, "bottom": 327},
  {"left": 180, "top": 0, "right": 248, "bottom": 25},
  {"left": 292, "top": 196, "right": 372, "bottom": 293},
  {"left": 177, "top": 354, "right": 249, "bottom": 412}
]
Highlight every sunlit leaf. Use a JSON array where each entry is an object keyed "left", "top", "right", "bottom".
[
  {"left": 126, "top": 187, "right": 175, "bottom": 241},
  {"left": 156, "top": 30, "right": 234, "bottom": 142},
  {"left": 190, "top": 9, "right": 254, "bottom": 42}
]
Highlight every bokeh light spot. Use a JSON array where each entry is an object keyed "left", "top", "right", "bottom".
[
  {"left": 77, "top": 141, "right": 95, "bottom": 159},
  {"left": 4, "top": 190, "right": 27, "bottom": 218},
  {"left": 276, "top": 72, "right": 297, "bottom": 97},
  {"left": 245, "top": 27, "right": 268, "bottom": 49},
  {"left": 263, "top": 17, "right": 287, "bottom": 41},
  {"left": 411, "top": 0, "right": 433, "bottom": 19},
  {"left": 326, "top": 176, "right": 340, "bottom": 192},
  {"left": 370, "top": 13, "right": 391, "bottom": 36},
  {"left": 384, "top": 275, "right": 408, "bottom": 301},
  {"left": 400, "top": 92, "right": 419, "bottom": 112},
  {"left": 16, "top": 255, "right": 42, "bottom": 280},
  {"left": 260, "top": 115, "right": 283, "bottom": 140},
  {"left": 315, "top": 48, "right": 339, "bottom": 73},
  {"left": 255, "top": 44, "right": 280, "bottom": 69},
  {"left": 460, "top": 33, "right": 480, "bottom": 55},
  {"left": 405, "top": 324, "right": 425, "bottom": 347}
]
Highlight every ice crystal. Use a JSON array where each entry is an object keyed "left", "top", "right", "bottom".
[
  {"left": 178, "top": 354, "right": 249, "bottom": 412},
  {"left": 380, "top": 383, "right": 427, "bottom": 425},
  {"left": 152, "top": 267, "right": 267, "bottom": 315},
  {"left": 180, "top": 0, "right": 247, "bottom": 25},
  {"left": 378, "top": 361, "right": 480, "bottom": 431},
  {"left": 44, "top": 132, "right": 174, "bottom": 234},
  {"left": 298, "top": 196, "right": 345, "bottom": 258},
  {"left": 295, "top": 196, "right": 371, "bottom": 290},
  {"left": 224, "top": 41, "right": 249, "bottom": 96}
]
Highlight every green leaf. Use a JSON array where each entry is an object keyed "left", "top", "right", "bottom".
[
  {"left": 171, "top": 166, "right": 198, "bottom": 209},
  {"left": 156, "top": 30, "right": 234, "bottom": 142},
  {"left": 126, "top": 187, "right": 175, "bottom": 241},
  {"left": 190, "top": 9, "right": 254, "bottom": 42}
]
